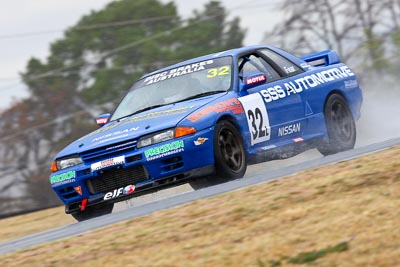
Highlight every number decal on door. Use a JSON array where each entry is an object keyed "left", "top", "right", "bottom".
[
  {"left": 247, "top": 108, "right": 268, "bottom": 141},
  {"left": 238, "top": 94, "right": 271, "bottom": 145}
]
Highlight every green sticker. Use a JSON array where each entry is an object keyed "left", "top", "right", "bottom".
[
  {"left": 50, "top": 171, "right": 76, "bottom": 184},
  {"left": 144, "top": 140, "right": 184, "bottom": 161}
]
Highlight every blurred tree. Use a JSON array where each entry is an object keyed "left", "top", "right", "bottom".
[
  {"left": 0, "top": 0, "right": 245, "bottom": 214},
  {"left": 263, "top": 0, "right": 400, "bottom": 72},
  {"left": 172, "top": 1, "right": 245, "bottom": 59}
]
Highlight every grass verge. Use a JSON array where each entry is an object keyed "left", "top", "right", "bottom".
[
  {"left": 0, "top": 206, "right": 73, "bottom": 243},
  {"left": 1, "top": 146, "right": 400, "bottom": 266}
]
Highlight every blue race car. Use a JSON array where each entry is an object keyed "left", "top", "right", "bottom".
[{"left": 50, "top": 45, "right": 362, "bottom": 221}]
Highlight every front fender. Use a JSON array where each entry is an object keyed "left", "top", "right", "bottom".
[{"left": 178, "top": 95, "right": 251, "bottom": 152}]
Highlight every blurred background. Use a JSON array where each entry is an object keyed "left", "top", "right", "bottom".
[{"left": 0, "top": 0, "right": 399, "bottom": 217}]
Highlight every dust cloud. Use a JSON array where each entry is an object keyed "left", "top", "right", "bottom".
[{"left": 356, "top": 77, "right": 400, "bottom": 147}]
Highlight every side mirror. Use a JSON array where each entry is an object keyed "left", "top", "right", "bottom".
[
  {"left": 240, "top": 73, "right": 267, "bottom": 91},
  {"left": 95, "top": 113, "right": 110, "bottom": 127}
]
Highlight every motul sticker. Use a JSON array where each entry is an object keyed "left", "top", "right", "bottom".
[
  {"left": 246, "top": 74, "right": 266, "bottom": 85},
  {"left": 96, "top": 118, "right": 108, "bottom": 125}
]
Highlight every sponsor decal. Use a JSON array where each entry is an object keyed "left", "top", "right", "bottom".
[
  {"left": 344, "top": 79, "right": 358, "bottom": 89},
  {"left": 144, "top": 140, "right": 184, "bottom": 161},
  {"left": 123, "top": 185, "right": 136, "bottom": 195},
  {"left": 187, "top": 98, "right": 244, "bottom": 122},
  {"left": 92, "top": 127, "right": 139, "bottom": 143},
  {"left": 246, "top": 74, "right": 266, "bottom": 85},
  {"left": 105, "top": 140, "right": 137, "bottom": 151},
  {"left": 125, "top": 106, "right": 195, "bottom": 123},
  {"left": 50, "top": 171, "right": 76, "bottom": 185},
  {"left": 257, "top": 145, "right": 277, "bottom": 152},
  {"left": 79, "top": 106, "right": 195, "bottom": 141},
  {"left": 74, "top": 186, "right": 83, "bottom": 196},
  {"left": 278, "top": 123, "right": 301, "bottom": 137},
  {"left": 293, "top": 137, "right": 304, "bottom": 143},
  {"left": 104, "top": 185, "right": 135, "bottom": 200},
  {"left": 259, "top": 66, "right": 355, "bottom": 103},
  {"left": 91, "top": 156, "right": 125, "bottom": 171},
  {"left": 283, "top": 65, "right": 296, "bottom": 74},
  {"left": 238, "top": 94, "right": 271, "bottom": 145},
  {"left": 96, "top": 117, "right": 108, "bottom": 125},
  {"left": 144, "top": 60, "right": 214, "bottom": 85},
  {"left": 300, "top": 62, "right": 312, "bottom": 70},
  {"left": 194, "top": 137, "right": 208, "bottom": 146}
]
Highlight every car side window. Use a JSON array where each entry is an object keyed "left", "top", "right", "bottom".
[
  {"left": 260, "top": 49, "right": 302, "bottom": 76},
  {"left": 238, "top": 54, "right": 280, "bottom": 83}
]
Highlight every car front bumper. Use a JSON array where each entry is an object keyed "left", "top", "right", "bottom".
[{"left": 50, "top": 128, "right": 215, "bottom": 210}]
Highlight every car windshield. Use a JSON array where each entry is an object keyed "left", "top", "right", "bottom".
[{"left": 110, "top": 56, "right": 233, "bottom": 121}]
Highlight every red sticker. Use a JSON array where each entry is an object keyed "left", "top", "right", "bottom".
[
  {"left": 246, "top": 74, "right": 266, "bottom": 85},
  {"left": 96, "top": 118, "right": 108, "bottom": 125},
  {"left": 187, "top": 98, "right": 244, "bottom": 122}
]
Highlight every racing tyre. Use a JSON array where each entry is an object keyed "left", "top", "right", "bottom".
[
  {"left": 214, "top": 120, "right": 247, "bottom": 179},
  {"left": 318, "top": 94, "right": 356, "bottom": 156},
  {"left": 71, "top": 203, "right": 114, "bottom": 222}
]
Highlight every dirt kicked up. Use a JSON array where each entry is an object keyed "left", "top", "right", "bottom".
[{"left": 1, "top": 145, "right": 400, "bottom": 267}]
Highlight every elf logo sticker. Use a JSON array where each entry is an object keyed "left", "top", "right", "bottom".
[
  {"left": 103, "top": 185, "right": 135, "bottom": 200},
  {"left": 123, "top": 185, "right": 135, "bottom": 195}
]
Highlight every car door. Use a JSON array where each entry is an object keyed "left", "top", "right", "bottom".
[{"left": 237, "top": 50, "right": 306, "bottom": 150}]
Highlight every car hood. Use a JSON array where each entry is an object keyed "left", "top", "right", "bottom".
[{"left": 56, "top": 94, "right": 225, "bottom": 159}]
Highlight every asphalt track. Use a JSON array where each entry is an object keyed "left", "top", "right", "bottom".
[{"left": 1, "top": 137, "right": 400, "bottom": 255}]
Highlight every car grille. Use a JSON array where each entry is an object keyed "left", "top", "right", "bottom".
[
  {"left": 81, "top": 139, "right": 138, "bottom": 162},
  {"left": 86, "top": 165, "right": 149, "bottom": 194}
]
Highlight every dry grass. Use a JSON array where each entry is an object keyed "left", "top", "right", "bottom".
[
  {"left": 1, "top": 146, "right": 400, "bottom": 267},
  {"left": 0, "top": 206, "right": 74, "bottom": 243}
]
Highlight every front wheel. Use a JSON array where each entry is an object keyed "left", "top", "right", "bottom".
[
  {"left": 71, "top": 203, "right": 114, "bottom": 222},
  {"left": 214, "top": 120, "right": 247, "bottom": 179},
  {"left": 318, "top": 94, "right": 356, "bottom": 156}
]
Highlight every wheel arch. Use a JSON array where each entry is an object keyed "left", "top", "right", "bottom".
[
  {"left": 215, "top": 114, "right": 251, "bottom": 153},
  {"left": 323, "top": 89, "right": 347, "bottom": 109},
  {"left": 318, "top": 91, "right": 357, "bottom": 155},
  {"left": 323, "top": 89, "right": 360, "bottom": 120}
]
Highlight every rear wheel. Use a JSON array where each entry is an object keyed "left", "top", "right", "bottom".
[
  {"left": 318, "top": 94, "right": 356, "bottom": 156},
  {"left": 214, "top": 120, "right": 247, "bottom": 179},
  {"left": 71, "top": 203, "right": 114, "bottom": 222}
]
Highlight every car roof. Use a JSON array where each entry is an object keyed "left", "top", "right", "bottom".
[{"left": 142, "top": 45, "right": 272, "bottom": 79}]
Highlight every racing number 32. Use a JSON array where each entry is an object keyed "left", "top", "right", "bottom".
[
  {"left": 207, "top": 66, "right": 230, "bottom": 78},
  {"left": 238, "top": 94, "right": 271, "bottom": 145},
  {"left": 247, "top": 108, "right": 268, "bottom": 140}
]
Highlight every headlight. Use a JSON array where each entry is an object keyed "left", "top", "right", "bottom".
[
  {"left": 52, "top": 155, "right": 83, "bottom": 172},
  {"left": 137, "top": 129, "right": 175, "bottom": 148},
  {"left": 136, "top": 127, "right": 196, "bottom": 148}
]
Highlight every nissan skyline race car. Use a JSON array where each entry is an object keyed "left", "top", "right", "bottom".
[{"left": 50, "top": 45, "right": 362, "bottom": 221}]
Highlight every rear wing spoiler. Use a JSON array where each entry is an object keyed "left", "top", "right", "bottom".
[{"left": 301, "top": 50, "right": 341, "bottom": 67}]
